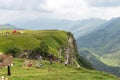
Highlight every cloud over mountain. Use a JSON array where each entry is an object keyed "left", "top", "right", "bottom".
[
  {"left": 0, "top": 0, "right": 120, "bottom": 24},
  {"left": 86, "top": 0, "right": 120, "bottom": 7}
]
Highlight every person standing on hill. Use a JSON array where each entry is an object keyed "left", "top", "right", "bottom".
[
  {"left": 64, "top": 60, "right": 68, "bottom": 67},
  {"left": 48, "top": 54, "right": 53, "bottom": 65},
  {"left": 5, "top": 32, "right": 9, "bottom": 37}
]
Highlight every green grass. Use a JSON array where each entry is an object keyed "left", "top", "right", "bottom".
[
  {"left": 100, "top": 51, "right": 120, "bottom": 67},
  {"left": 0, "top": 30, "right": 68, "bottom": 56},
  {"left": 0, "top": 58, "right": 119, "bottom": 80}
]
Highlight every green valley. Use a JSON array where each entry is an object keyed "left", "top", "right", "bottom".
[{"left": 77, "top": 17, "right": 120, "bottom": 77}]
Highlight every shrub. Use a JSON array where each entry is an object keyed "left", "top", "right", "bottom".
[
  {"left": 29, "top": 47, "right": 43, "bottom": 59},
  {"left": 33, "top": 47, "right": 42, "bottom": 55},
  {"left": 5, "top": 46, "right": 21, "bottom": 57}
]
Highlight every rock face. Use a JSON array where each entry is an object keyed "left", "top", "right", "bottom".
[{"left": 60, "top": 32, "right": 79, "bottom": 65}]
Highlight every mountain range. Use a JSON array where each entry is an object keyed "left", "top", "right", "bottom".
[
  {"left": 0, "top": 24, "right": 22, "bottom": 30},
  {"left": 11, "top": 18, "right": 106, "bottom": 39},
  {"left": 1, "top": 18, "right": 106, "bottom": 39},
  {"left": 77, "top": 17, "right": 120, "bottom": 76},
  {"left": 77, "top": 17, "right": 120, "bottom": 60}
]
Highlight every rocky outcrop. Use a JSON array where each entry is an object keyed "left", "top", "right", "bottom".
[{"left": 59, "top": 32, "right": 79, "bottom": 66}]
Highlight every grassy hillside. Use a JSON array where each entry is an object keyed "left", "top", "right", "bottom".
[
  {"left": 0, "top": 58, "right": 119, "bottom": 80},
  {"left": 0, "top": 30, "right": 119, "bottom": 79},
  {"left": 0, "top": 30, "right": 68, "bottom": 56}
]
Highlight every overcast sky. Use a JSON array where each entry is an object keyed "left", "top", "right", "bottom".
[{"left": 0, "top": 0, "right": 120, "bottom": 24}]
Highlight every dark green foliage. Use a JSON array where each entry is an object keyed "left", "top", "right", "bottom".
[
  {"left": 5, "top": 46, "right": 21, "bottom": 57},
  {"left": 29, "top": 41, "right": 50, "bottom": 59},
  {"left": 67, "top": 32, "right": 74, "bottom": 39},
  {"left": 33, "top": 47, "right": 42, "bottom": 55},
  {"left": 40, "top": 41, "right": 49, "bottom": 57},
  {"left": 77, "top": 55, "right": 94, "bottom": 70},
  {"left": 67, "top": 32, "right": 72, "bottom": 37}
]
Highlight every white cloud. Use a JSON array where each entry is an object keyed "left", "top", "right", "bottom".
[
  {"left": 0, "top": 0, "right": 120, "bottom": 24},
  {"left": 0, "top": 0, "right": 46, "bottom": 11},
  {"left": 41, "top": 0, "right": 120, "bottom": 20},
  {"left": 86, "top": 0, "right": 120, "bottom": 7}
]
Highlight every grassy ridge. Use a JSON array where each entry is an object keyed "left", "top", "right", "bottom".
[
  {"left": 0, "top": 30, "right": 68, "bottom": 56},
  {"left": 0, "top": 59, "right": 119, "bottom": 80}
]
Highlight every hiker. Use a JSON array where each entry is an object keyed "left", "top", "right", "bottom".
[
  {"left": 35, "top": 55, "right": 42, "bottom": 69},
  {"left": 24, "top": 60, "right": 33, "bottom": 68},
  {"left": 50, "top": 58, "right": 52, "bottom": 65},
  {"left": 39, "top": 55, "right": 42, "bottom": 61},
  {"left": 64, "top": 60, "right": 68, "bottom": 67},
  {"left": 27, "top": 60, "right": 33, "bottom": 67},
  {"left": 7, "top": 64, "right": 11, "bottom": 76},
  {"left": 48, "top": 54, "right": 53, "bottom": 65},
  {"left": 5, "top": 32, "right": 9, "bottom": 37},
  {"left": 36, "top": 55, "right": 42, "bottom": 61},
  {"left": 35, "top": 61, "right": 42, "bottom": 69}
]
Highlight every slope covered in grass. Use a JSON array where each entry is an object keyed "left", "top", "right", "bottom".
[
  {"left": 0, "top": 59, "right": 119, "bottom": 80},
  {"left": 0, "top": 30, "right": 68, "bottom": 56}
]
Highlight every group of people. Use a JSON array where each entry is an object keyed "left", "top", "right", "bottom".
[
  {"left": 23, "top": 54, "right": 68, "bottom": 69},
  {"left": 4, "top": 30, "right": 24, "bottom": 37}
]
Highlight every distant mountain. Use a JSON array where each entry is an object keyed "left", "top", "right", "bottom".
[
  {"left": 11, "top": 18, "right": 106, "bottom": 38},
  {"left": 11, "top": 18, "right": 74, "bottom": 30},
  {"left": 0, "top": 24, "right": 22, "bottom": 30},
  {"left": 0, "top": 24, "right": 14, "bottom": 30},
  {"left": 70, "top": 18, "right": 106, "bottom": 38},
  {"left": 77, "top": 17, "right": 120, "bottom": 71},
  {"left": 77, "top": 17, "right": 120, "bottom": 56}
]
